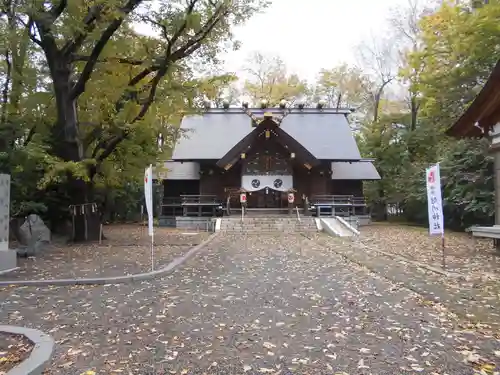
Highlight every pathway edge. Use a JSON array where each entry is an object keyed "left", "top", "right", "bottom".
[
  {"left": 0, "top": 233, "right": 218, "bottom": 287},
  {"left": 0, "top": 325, "right": 54, "bottom": 375}
]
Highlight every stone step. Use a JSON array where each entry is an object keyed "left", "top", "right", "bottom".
[
  {"left": 220, "top": 216, "right": 318, "bottom": 233},
  {"left": 221, "top": 230, "right": 317, "bottom": 233}
]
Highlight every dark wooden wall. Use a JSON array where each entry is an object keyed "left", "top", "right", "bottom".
[
  {"left": 330, "top": 180, "right": 363, "bottom": 196},
  {"left": 199, "top": 166, "right": 241, "bottom": 198},
  {"left": 163, "top": 180, "right": 200, "bottom": 197},
  {"left": 169, "top": 161, "right": 365, "bottom": 205}
]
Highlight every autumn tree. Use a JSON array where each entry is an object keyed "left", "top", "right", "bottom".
[
  {"left": 409, "top": 0, "right": 500, "bottom": 129},
  {"left": 0, "top": 1, "right": 267, "bottom": 239},
  {"left": 242, "top": 52, "right": 310, "bottom": 106},
  {"left": 356, "top": 35, "right": 398, "bottom": 123},
  {"left": 358, "top": 0, "right": 500, "bottom": 229},
  {"left": 313, "top": 64, "right": 373, "bottom": 125}
]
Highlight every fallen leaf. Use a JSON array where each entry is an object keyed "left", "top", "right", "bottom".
[{"left": 263, "top": 342, "right": 276, "bottom": 349}]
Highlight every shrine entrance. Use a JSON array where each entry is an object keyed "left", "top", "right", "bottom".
[
  {"left": 216, "top": 116, "right": 320, "bottom": 211},
  {"left": 247, "top": 188, "right": 286, "bottom": 209}
]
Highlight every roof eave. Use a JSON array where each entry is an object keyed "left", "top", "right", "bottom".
[{"left": 447, "top": 59, "right": 500, "bottom": 138}]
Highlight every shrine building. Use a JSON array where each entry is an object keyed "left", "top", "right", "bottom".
[{"left": 155, "top": 101, "right": 380, "bottom": 228}]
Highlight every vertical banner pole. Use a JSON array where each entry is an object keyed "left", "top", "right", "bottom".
[
  {"left": 151, "top": 231, "right": 154, "bottom": 272},
  {"left": 441, "top": 233, "right": 446, "bottom": 269}
]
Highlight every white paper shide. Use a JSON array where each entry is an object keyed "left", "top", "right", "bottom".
[{"left": 425, "top": 163, "right": 444, "bottom": 236}]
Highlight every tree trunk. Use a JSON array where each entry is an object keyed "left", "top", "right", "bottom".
[{"left": 50, "top": 61, "right": 100, "bottom": 242}]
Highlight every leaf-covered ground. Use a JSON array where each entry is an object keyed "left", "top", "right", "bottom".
[
  {"left": 1, "top": 225, "right": 210, "bottom": 281},
  {"left": 361, "top": 223, "right": 500, "bottom": 280},
  {"left": 0, "top": 233, "right": 499, "bottom": 374},
  {"left": 312, "top": 225, "right": 500, "bottom": 331},
  {"left": 0, "top": 332, "right": 33, "bottom": 373}
]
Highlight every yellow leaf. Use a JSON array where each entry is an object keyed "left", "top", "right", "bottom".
[
  {"left": 479, "top": 363, "right": 496, "bottom": 373},
  {"left": 79, "top": 371, "right": 96, "bottom": 375}
]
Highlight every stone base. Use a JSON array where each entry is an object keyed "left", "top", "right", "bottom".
[
  {"left": 159, "top": 216, "right": 215, "bottom": 231},
  {"left": 0, "top": 249, "right": 17, "bottom": 273},
  {"left": 356, "top": 215, "right": 372, "bottom": 226},
  {"left": 470, "top": 225, "right": 500, "bottom": 239}
]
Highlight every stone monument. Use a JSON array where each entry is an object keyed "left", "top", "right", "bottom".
[{"left": 0, "top": 174, "right": 17, "bottom": 274}]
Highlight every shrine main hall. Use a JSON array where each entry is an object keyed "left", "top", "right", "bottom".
[{"left": 156, "top": 101, "right": 380, "bottom": 224}]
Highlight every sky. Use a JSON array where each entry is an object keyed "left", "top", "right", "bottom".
[{"left": 221, "top": 0, "right": 412, "bottom": 82}]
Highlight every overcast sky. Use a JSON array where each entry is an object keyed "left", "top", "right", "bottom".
[
  {"left": 221, "top": 0, "right": 413, "bottom": 82},
  {"left": 135, "top": 0, "right": 426, "bottom": 83}
]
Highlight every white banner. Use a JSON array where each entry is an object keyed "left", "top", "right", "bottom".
[
  {"left": 241, "top": 175, "right": 293, "bottom": 192},
  {"left": 426, "top": 163, "right": 444, "bottom": 236},
  {"left": 144, "top": 164, "right": 154, "bottom": 236}
]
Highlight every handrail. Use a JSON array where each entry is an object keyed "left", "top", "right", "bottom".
[
  {"left": 226, "top": 195, "right": 231, "bottom": 216},
  {"left": 295, "top": 206, "right": 301, "bottom": 223}
]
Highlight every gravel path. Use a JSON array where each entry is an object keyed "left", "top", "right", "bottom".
[{"left": 0, "top": 233, "right": 498, "bottom": 374}]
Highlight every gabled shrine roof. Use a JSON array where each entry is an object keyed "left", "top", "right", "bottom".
[{"left": 171, "top": 108, "right": 363, "bottom": 161}]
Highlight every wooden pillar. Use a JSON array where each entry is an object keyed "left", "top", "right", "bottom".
[
  {"left": 491, "top": 124, "right": 500, "bottom": 226},
  {"left": 494, "top": 151, "right": 500, "bottom": 225}
]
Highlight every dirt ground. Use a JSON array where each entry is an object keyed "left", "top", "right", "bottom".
[
  {"left": 361, "top": 223, "right": 500, "bottom": 281},
  {"left": 0, "top": 332, "right": 33, "bottom": 374},
  {"left": 0, "top": 224, "right": 211, "bottom": 281}
]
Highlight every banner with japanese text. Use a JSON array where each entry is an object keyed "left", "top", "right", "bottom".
[
  {"left": 144, "top": 164, "right": 154, "bottom": 236},
  {"left": 425, "top": 163, "right": 444, "bottom": 236}
]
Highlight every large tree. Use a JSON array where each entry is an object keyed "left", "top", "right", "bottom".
[
  {"left": 2, "top": 0, "right": 265, "bottom": 239},
  {"left": 408, "top": 0, "right": 500, "bottom": 129}
]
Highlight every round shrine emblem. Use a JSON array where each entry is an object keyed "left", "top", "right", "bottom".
[
  {"left": 273, "top": 179, "right": 283, "bottom": 189},
  {"left": 251, "top": 179, "right": 260, "bottom": 188}
]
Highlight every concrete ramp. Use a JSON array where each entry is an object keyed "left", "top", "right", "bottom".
[{"left": 319, "top": 216, "right": 360, "bottom": 237}]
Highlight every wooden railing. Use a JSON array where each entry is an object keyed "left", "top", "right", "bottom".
[
  {"left": 161, "top": 195, "right": 223, "bottom": 217},
  {"left": 309, "top": 195, "right": 367, "bottom": 217}
]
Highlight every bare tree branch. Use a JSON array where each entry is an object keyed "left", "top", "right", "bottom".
[
  {"left": 25, "top": 17, "right": 43, "bottom": 47},
  {"left": 50, "top": 0, "right": 67, "bottom": 19},
  {"left": 60, "top": 4, "right": 105, "bottom": 57},
  {"left": 71, "top": 54, "right": 150, "bottom": 66},
  {"left": 89, "top": 0, "right": 231, "bottom": 166},
  {"left": 70, "top": 0, "right": 143, "bottom": 100}
]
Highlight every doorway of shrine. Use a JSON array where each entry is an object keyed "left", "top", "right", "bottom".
[{"left": 246, "top": 188, "right": 287, "bottom": 209}]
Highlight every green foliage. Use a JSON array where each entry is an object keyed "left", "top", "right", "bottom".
[
  {"left": 314, "top": 64, "right": 373, "bottom": 113},
  {"left": 243, "top": 52, "right": 311, "bottom": 105},
  {"left": 0, "top": 0, "right": 267, "bottom": 230},
  {"left": 2, "top": 0, "right": 497, "bottom": 235},
  {"left": 408, "top": 0, "right": 500, "bottom": 129},
  {"left": 355, "top": 0, "right": 500, "bottom": 230}
]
